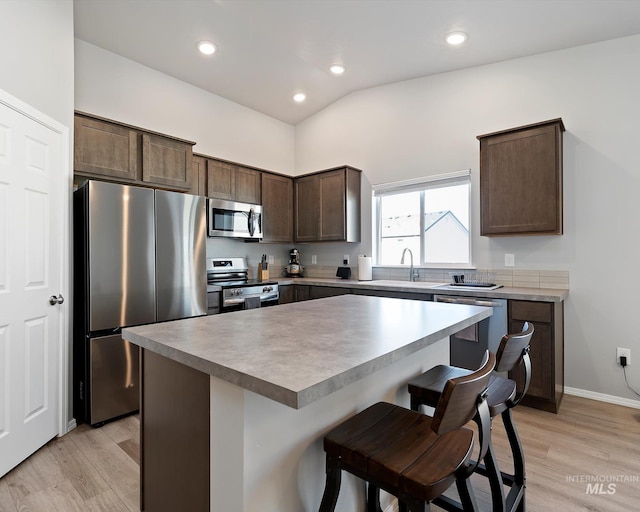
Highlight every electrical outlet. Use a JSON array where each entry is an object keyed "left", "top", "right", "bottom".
[
  {"left": 312, "top": 255, "right": 317, "bottom": 264},
  {"left": 268, "top": 255, "right": 274, "bottom": 264},
  {"left": 505, "top": 253, "right": 515, "bottom": 267},
  {"left": 343, "top": 255, "right": 350, "bottom": 265},
  {"left": 617, "top": 347, "right": 631, "bottom": 366}
]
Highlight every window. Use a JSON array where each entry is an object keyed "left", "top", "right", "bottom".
[{"left": 373, "top": 170, "right": 471, "bottom": 266}]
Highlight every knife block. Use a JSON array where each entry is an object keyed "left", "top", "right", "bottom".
[{"left": 258, "top": 263, "right": 269, "bottom": 281}]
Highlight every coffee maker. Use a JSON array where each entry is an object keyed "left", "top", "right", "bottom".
[{"left": 285, "top": 248, "right": 304, "bottom": 277}]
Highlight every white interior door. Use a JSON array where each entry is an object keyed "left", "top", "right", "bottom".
[{"left": 0, "top": 90, "right": 67, "bottom": 477}]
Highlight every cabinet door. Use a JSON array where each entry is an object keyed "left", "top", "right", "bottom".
[
  {"left": 294, "top": 285, "right": 310, "bottom": 302},
  {"left": 191, "top": 155, "right": 207, "bottom": 196},
  {"left": 294, "top": 175, "right": 320, "bottom": 242},
  {"left": 479, "top": 119, "right": 563, "bottom": 236},
  {"left": 309, "top": 286, "right": 350, "bottom": 300},
  {"left": 207, "top": 160, "right": 235, "bottom": 200},
  {"left": 319, "top": 169, "right": 346, "bottom": 241},
  {"left": 142, "top": 133, "right": 193, "bottom": 191},
  {"left": 235, "top": 167, "right": 261, "bottom": 204},
  {"left": 509, "top": 320, "right": 554, "bottom": 401},
  {"left": 351, "top": 289, "right": 433, "bottom": 301},
  {"left": 278, "top": 285, "right": 294, "bottom": 305},
  {"left": 262, "top": 173, "right": 293, "bottom": 243},
  {"left": 74, "top": 116, "right": 138, "bottom": 181}
]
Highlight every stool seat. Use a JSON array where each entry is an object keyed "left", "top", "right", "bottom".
[
  {"left": 318, "top": 351, "right": 496, "bottom": 512},
  {"left": 324, "top": 402, "right": 474, "bottom": 502},
  {"left": 408, "top": 367, "right": 517, "bottom": 417}
]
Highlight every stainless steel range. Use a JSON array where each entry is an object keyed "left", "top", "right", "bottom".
[{"left": 207, "top": 257, "right": 279, "bottom": 312}]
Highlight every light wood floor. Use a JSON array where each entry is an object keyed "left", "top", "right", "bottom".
[{"left": 1, "top": 395, "right": 640, "bottom": 511}]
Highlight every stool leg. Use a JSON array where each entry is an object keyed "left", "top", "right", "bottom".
[
  {"left": 456, "top": 476, "right": 479, "bottom": 512},
  {"left": 483, "top": 440, "right": 507, "bottom": 512},
  {"left": 367, "top": 484, "right": 383, "bottom": 512},
  {"left": 502, "top": 408, "right": 526, "bottom": 511},
  {"left": 319, "top": 455, "right": 342, "bottom": 512},
  {"left": 399, "top": 495, "right": 430, "bottom": 512},
  {"left": 410, "top": 395, "right": 421, "bottom": 412}
]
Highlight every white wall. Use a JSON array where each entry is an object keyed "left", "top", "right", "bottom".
[
  {"left": 0, "top": 0, "right": 74, "bottom": 128},
  {"left": 295, "top": 35, "right": 640, "bottom": 403},
  {"left": 74, "top": 40, "right": 295, "bottom": 175}
]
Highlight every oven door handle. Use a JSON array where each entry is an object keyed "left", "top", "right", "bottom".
[{"left": 435, "top": 295, "right": 502, "bottom": 308}]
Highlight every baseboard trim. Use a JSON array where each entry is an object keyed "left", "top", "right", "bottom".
[
  {"left": 66, "top": 418, "right": 77, "bottom": 433},
  {"left": 564, "top": 387, "right": 640, "bottom": 410}
]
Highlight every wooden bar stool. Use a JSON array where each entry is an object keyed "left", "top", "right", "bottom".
[
  {"left": 318, "top": 351, "right": 496, "bottom": 512},
  {"left": 406, "top": 322, "right": 534, "bottom": 512}
]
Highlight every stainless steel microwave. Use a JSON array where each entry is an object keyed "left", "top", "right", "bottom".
[{"left": 207, "top": 198, "right": 262, "bottom": 239}]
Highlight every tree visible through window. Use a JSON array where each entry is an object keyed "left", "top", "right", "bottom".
[{"left": 373, "top": 171, "right": 471, "bottom": 266}]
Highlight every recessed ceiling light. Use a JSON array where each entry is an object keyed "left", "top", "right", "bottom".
[
  {"left": 293, "top": 92, "right": 306, "bottom": 103},
  {"left": 197, "top": 40, "right": 217, "bottom": 55},
  {"left": 444, "top": 31, "right": 468, "bottom": 46},
  {"left": 329, "top": 64, "right": 346, "bottom": 75}
]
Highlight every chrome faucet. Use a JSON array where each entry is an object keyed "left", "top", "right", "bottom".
[{"left": 400, "top": 248, "right": 418, "bottom": 282}]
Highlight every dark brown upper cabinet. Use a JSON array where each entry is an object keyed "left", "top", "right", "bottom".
[
  {"left": 74, "top": 113, "right": 195, "bottom": 192},
  {"left": 191, "top": 155, "right": 207, "bottom": 196},
  {"left": 478, "top": 118, "right": 565, "bottom": 236},
  {"left": 261, "top": 173, "right": 293, "bottom": 243},
  {"left": 206, "top": 159, "right": 261, "bottom": 204},
  {"left": 142, "top": 133, "right": 193, "bottom": 191},
  {"left": 294, "top": 166, "right": 361, "bottom": 243},
  {"left": 74, "top": 115, "right": 139, "bottom": 182}
]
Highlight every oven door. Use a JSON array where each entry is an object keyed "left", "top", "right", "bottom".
[{"left": 207, "top": 198, "right": 262, "bottom": 239}]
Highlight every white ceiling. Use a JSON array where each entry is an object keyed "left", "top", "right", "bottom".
[{"left": 74, "top": 0, "right": 640, "bottom": 125}]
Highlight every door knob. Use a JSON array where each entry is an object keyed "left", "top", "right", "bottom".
[{"left": 49, "top": 294, "right": 64, "bottom": 305}]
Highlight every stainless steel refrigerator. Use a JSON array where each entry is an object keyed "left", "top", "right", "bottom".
[{"left": 73, "top": 180, "right": 206, "bottom": 426}]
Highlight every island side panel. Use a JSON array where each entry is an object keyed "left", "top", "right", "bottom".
[
  {"left": 141, "top": 349, "right": 210, "bottom": 512},
  {"left": 207, "top": 336, "right": 449, "bottom": 512}
]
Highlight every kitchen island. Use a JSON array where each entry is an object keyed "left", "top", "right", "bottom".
[{"left": 123, "top": 294, "right": 492, "bottom": 512}]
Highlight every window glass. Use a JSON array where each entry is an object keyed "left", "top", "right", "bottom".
[
  {"left": 379, "top": 191, "right": 420, "bottom": 264},
  {"left": 374, "top": 172, "right": 470, "bottom": 266}
]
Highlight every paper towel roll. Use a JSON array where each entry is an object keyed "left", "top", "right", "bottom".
[{"left": 358, "top": 255, "right": 372, "bottom": 281}]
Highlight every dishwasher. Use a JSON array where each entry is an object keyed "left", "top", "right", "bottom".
[{"left": 434, "top": 295, "right": 508, "bottom": 370}]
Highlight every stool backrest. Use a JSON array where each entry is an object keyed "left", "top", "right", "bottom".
[
  {"left": 432, "top": 350, "right": 495, "bottom": 435},
  {"left": 494, "top": 322, "right": 534, "bottom": 373}
]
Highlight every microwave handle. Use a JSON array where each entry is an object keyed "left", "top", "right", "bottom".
[{"left": 248, "top": 208, "right": 255, "bottom": 237}]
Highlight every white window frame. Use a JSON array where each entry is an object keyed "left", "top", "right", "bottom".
[{"left": 372, "top": 169, "right": 472, "bottom": 268}]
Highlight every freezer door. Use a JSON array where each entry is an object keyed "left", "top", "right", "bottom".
[
  {"left": 155, "top": 190, "right": 207, "bottom": 321},
  {"left": 87, "top": 181, "right": 156, "bottom": 330},
  {"left": 89, "top": 334, "right": 139, "bottom": 425}
]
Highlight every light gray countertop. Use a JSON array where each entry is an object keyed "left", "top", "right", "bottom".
[
  {"left": 275, "top": 277, "right": 568, "bottom": 302},
  {"left": 123, "top": 294, "right": 491, "bottom": 409}
]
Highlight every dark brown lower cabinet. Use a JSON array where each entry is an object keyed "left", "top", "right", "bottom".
[
  {"left": 278, "top": 285, "right": 293, "bottom": 304},
  {"left": 351, "top": 288, "right": 433, "bottom": 301},
  {"left": 309, "top": 285, "right": 351, "bottom": 300},
  {"left": 294, "top": 285, "right": 310, "bottom": 302},
  {"left": 141, "top": 349, "right": 210, "bottom": 512},
  {"left": 508, "top": 300, "right": 564, "bottom": 413}
]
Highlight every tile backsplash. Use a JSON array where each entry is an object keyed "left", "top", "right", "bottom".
[{"left": 301, "top": 265, "right": 569, "bottom": 289}]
